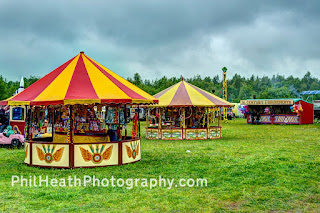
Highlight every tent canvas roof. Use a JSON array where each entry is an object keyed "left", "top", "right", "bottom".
[
  {"left": 152, "top": 80, "right": 233, "bottom": 107},
  {"left": 0, "top": 52, "right": 158, "bottom": 106}
]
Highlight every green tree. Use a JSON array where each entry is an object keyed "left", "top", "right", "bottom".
[{"left": 0, "top": 76, "right": 7, "bottom": 100}]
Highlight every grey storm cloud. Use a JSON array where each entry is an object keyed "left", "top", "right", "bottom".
[{"left": 0, "top": 0, "right": 319, "bottom": 81}]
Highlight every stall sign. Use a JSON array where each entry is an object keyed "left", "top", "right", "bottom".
[{"left": 240, "top": 99, "right": 294, "bottom": 105}]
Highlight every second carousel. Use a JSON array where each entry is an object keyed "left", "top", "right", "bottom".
[{"left": 146, "top": 79, "right": 233, "bottom": 140}]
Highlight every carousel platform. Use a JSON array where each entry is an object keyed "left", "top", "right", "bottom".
[{"left": 24, "top": 137, "right": 141, "bottom": 168}]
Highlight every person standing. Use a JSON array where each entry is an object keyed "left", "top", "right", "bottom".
[{"left": 0, "top": 110, "right": 8, "bottom": 132}]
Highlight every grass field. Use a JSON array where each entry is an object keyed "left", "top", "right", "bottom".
[{"left": 0, "top": 119, "right": 319, "bottom": 212}]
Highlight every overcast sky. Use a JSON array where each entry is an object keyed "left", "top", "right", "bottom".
[{"left": 0, "top": 0, "right": 319, "bottom": 82}]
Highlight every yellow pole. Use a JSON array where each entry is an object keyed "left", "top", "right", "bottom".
[
  {"left": 222, "top": 67, "right": 228, "bottom": 121},
  {"left": 146, "top": 107, "right": 149, "bottom": 139}
]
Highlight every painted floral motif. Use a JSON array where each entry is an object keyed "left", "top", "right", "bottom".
[
  {"left": 80, "top": 145, "right": 113, "bottom": 164},
  {"left": 126, "top": 141, "right": 139, "bottom": 159},
  {"left": 36, "top": 145, "right": 64, "bottom": 163}
]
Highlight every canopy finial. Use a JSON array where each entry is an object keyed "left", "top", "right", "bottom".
[{"left": 80, "top": 51, "right": 84, "bottom": 54}]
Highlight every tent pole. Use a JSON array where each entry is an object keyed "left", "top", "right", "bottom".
[
  {"left": 124, "top": 104, "right": 127, "bottom": 140},
  {"left": 182, "top": 107, "right": 186, "bottom": 139},
  {"left": 69, "top": 105, "right": 74, "bottom": 169},
  {"left": 26, "top": 106, "right": 31, "bottom": 141},
  {"left": 52, "top": 106, "right": 55, "bottom": 141},
  {"left": 118, "top": 104, "right": 121, "bottom": 140},
  {"left": 146, "top": 107, "right": 149, "bottom": 127},
  {"left": 146, "top": 107, "right": 150, "bottom": 139},
  {"left": 138, "top": 105, "right": 141, "bottom": 138},
  {"left": 159, "top": 108, "right": 162, "bottom": 139},
  {"left": 69, "top": 105, "right": 74, "bottom": 143},
  {"left": 207, "top": 107, "right": 209, "bottom": 128},
  {"left": 218, "top": 108, "right": 221, "bottom": 127}
]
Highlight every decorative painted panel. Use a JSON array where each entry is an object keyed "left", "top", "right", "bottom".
[
  {"left": 172, "top": 129, "right": 183, "bottom": 140},
  {"left": 161, "top": 129, "right": 172, "bottom": 140},
  {"left": 274, "top": 115, "right": 299, "bottom": 124},
  {"left": 208, "top": 128, "right": 221, "bottom": 139},
  {"left": 122, "top": 140, "right": 141, "bottom": 164},
  {"left": 32, "top": 143, "right": 69, "bottom": 167},
  {"left": 260, "top": 115, "right": 272, "bottom": 124},
  {"left": 186, "top": 129, "right": 207, "bottom": 140},
  {"left": 74, "top": 143, "right": 118, "bottom": 167},
  {"left": 146, "top": 129, "right": 159, "bottom": 139}
]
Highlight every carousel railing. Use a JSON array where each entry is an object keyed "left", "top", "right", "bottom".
[{"left": 145, "top": 126, "right": 222, "bottom": 140}]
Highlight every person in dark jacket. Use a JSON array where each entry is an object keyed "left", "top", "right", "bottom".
[{"left": 0, "top": 111, "right": 8, "bottom": 133}]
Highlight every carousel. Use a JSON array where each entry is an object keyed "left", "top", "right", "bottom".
[
  {"left": 0, "top": 52, "right": 157, "bottom": 168},
  {"left": 146, "top": 79, "right": 233, "bottom": 140}
]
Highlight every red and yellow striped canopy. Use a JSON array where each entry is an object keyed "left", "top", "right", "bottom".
[
  {"left": 1, "top": 52, "right": 158, "bottom": 106},
  {"left": 153, "top": 80, "right": 232, "bottom": 107}
]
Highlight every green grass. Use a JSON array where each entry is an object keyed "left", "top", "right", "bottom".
[{"left": 0, "top": 119, "right": 319, "bottom": 212}]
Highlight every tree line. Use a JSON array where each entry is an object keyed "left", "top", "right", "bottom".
[
  {"left": 128, "top": 71, "right": 319, "bottom": 102},
  {"left": 0, "top": 71, "right": 319, "bottom": 102},
  {"left": 0, "top": 76, "right": 39, "bottom": 100}
]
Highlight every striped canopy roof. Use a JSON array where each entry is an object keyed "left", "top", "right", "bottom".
[
  {"left": 153, "top": 80, "right": 232, "bottom": 107},
  {"left": 1, "top": 52, "right": 158, "bottom": 106}
]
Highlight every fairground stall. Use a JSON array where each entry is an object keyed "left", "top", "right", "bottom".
[
  {"left": 0, "top": 52, "right": 157, "bottom": 168},
  {"left": 146, "top": 79, "right": 233, "bottom": 140},
  {"left": 0, "top": 78, "right": 27, "bottom": 134},
  {"left": 314, "top": 100, "right": 320, "bottom": 122},
  {"left": 240, "top": 99, "right": 313, "bottom": 125},
  {"left": 0, "top": 103, "right": 27, "bottom": 134},
  {"left": 300, "top": 90, "right": 320, "bottom": 121}
]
